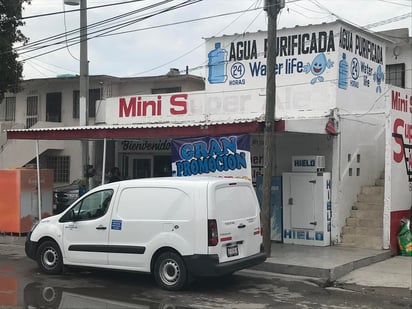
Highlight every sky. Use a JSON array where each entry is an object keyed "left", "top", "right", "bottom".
[{"left": 19, "top": 0, "right": 412, "bottom": 80}]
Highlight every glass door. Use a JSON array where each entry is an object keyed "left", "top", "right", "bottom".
[{"left": 129, "top": 156, "right": 152, "bottom": 179}]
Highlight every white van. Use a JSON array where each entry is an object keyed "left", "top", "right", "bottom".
[{"left": 25, "top": 177, "right": 266, "bottom": 290}]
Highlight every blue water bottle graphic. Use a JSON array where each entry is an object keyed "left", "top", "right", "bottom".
[
  {"left": 338, "top": 53, "right": 348, "bottom": 90},
  {"left": 208, "top": 42, "right": 227, "bottom": 84}
]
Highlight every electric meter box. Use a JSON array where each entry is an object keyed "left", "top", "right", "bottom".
[{"left": 292, "top": 156, "right": 325, "bottom": 173}]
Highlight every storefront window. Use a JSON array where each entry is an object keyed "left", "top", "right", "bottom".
[{"left": 154, "top": 156, "right": 172, "bottom": 177}]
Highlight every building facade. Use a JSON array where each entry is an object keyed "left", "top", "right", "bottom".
[{"left": 4, "top": 21, "right": 412, "bottom": 253}]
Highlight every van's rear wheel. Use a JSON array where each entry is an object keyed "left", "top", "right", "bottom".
[
  {"left": 154, "top": 252, "right": 188, "bottom": 291},
  {"left": 36, "top": 241, "right": 63, "bottom": 275}
]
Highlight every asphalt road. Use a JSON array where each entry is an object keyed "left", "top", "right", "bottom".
[{"left": 0, "top": 244, "right": 410, "bottom": 309}]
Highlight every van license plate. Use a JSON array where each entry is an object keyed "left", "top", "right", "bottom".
[{"left": 227, "top": 245, "right": 238, "bottom": 257}]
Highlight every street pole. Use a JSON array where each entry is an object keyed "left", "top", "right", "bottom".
[
  {"left": 80, "top": 0, "right": 89, "bottom": 190},
  {"left": 262, "top": 0, "right": 283, "bottom": 257},
  {"left": 64, "top": 0, "right": 89, "bottom": 189}
]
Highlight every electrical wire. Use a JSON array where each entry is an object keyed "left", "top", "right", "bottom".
[
  {"left": 27, "top": 58, "right": 78, "bottom": 74},
  {"left": 132, "top": 0, "right": 263, "bottom": 76},
  {"left": 98, "top": 7, "right": 262, "bottom": 38},
  {"left": 376, "top": 0, "right": 412, "bottom": 7},
  {"left": 19, "top": 0, "right": 412, "bottom": 78},
  {"left": 21, "top": 0, "right": 145, "bottom": 20},
  {"left": 17, "top": 0, "right": 200, "bottom": 60},
  {"left": 63, "top": 2, "right": 80, "bottom": 61},
  {"left": 14, "top": 0, "right": 175, "bottom": 54}
]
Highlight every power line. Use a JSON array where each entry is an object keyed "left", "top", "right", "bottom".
[
  {"left": 21, "top": 0, "right": 145, "bottom": 20},
  {"left": 99, "top": 7, "right": 262, "bottom": 38},
  {"left": 19, "top": 0, "right": 203, "bottom": 62},
  {"left": 376, "top": 0, "right": 412, "bottom": 7},
  {"left": 133, "top": 0, "right": 263, "bottom": 76},
  {"left": 14, "top": 0, "right": 175, "bottom": 54},
  {"left": 363, "top": 12, "right": 412, "bottom": 29}
]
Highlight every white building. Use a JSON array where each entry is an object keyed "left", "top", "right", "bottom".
[
  {"left": 3, "top": 20, "right": 411, "bottom": 254},
  {"left": 1, "top": 70, "right": 205, "bottom": 182}
]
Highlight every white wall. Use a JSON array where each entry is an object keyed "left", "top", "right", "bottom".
[{"left": 332, "top": 113, "right": 386, "bottom": 242}]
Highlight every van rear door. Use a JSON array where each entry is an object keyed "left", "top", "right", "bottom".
[{"left": 207, "top": 181, "right": 262, "bottom": 263}]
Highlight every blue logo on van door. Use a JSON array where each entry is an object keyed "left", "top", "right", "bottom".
[{"left": 111, "top": 220, "right": 122, "bottom": 230}]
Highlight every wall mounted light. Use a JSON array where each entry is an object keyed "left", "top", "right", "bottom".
[{"left": 393, "top": 46, "right": 401, "bottom": 59}]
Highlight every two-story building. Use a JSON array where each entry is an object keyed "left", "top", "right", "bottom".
[{"left": 3, "top": 20, "right": 411, "bottom": 254}]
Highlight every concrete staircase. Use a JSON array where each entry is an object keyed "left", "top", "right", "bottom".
[{"left": 341, "top": 176, "right": 384, "bottom": 249}]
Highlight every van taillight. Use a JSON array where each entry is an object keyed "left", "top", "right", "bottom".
[{"left": 208, "top": 219, "right": 218, "bottom": 246}]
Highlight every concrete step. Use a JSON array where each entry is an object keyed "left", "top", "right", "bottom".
[
  {"left": 340, "top": 234, "right": 383, "bottom": 250},
  {"left": 353, "top": 201, "right": 384, "bottom": 210},
  {"left": 375, "top": 178, "right": 384, "bottom": 186},
  {"left": 342, "top": 225, "right": 383, "bottom": 236},
  {"left": 346, "top": 217, "right": 383, "bottom": 228},
  {"left": 350, "top": 209, "right": 383, "bottom": 219},
  {"left": 361, "top": 185, "right": 384, "bottom": 195},
  {"left": 357, "top": 193, "right": 384, "bottom": 204}
]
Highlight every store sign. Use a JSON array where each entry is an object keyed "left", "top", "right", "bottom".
[
  {"left": 336, "top": 25, "right": 384, "bottom": 93},
  {"left": 100, "top": 89, "right": 265, "bottom": 125},
  {"left": 171, "top": 134, "right": 252, "bottom": 181},
  {"left": 390, "top": 87, "right": 412, "bottom": 212},
  {"left": 120, "top": 139, "right": 171, "bottom": 153},
  {"left": 283, "top": 230, "right": 324, "bottom": 241},
  {"left": 206, "top": 22, "right": 385, "bottom": 95}
]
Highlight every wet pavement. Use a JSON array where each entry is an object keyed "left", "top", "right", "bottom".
[{"left": 1, "top": 253, "right": 410, "bottom": 309}]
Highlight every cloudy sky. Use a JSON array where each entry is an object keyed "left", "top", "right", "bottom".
[{"left": 19, "top": 0, "right": 411, "bottom": 80}]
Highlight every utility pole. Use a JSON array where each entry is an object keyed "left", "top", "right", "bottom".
[
  {"left": 262, "top": 0, "right": 283, "bottom": 257},
  {"left": 80, "top": 0, "right": 89, "bottom": 190},
  {"left": 64, "top": 0, "right": 89, "bottom": 191},
  {"left": 66, "top": 0, "right": 90, "bottom": 189}
]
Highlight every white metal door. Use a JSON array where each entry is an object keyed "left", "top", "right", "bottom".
[{"left": 290, "top": 174, "right": 316, "bottom": 230}]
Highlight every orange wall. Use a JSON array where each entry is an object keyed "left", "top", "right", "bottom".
[
  {"left": 0, "top": 171, "right": 20, "bottom": 233},
  {"left": 0, "top": 169, "right": 53, "bottom": 233}
]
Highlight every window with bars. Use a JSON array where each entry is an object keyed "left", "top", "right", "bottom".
[
  {"left": 26, "top": 96, "right": 38, "bottom": 128},
  {"left": 73, "top": 89, "right": 100, "bottom": 119},
  {"left": 46, "top": 92, "right": 62, "bottom": 122},
  {"left": 46, "top": 156, "right": 70, "bottom": 182},
  {"left": 386, "top": 63, "right": 405, "bottom": 88},
  {"left": 4, "top": 97, "right": 16, "bottom": 121}
]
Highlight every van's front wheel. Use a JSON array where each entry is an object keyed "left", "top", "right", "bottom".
[
  {"left": 36, "top": 241, "right": 63, "bottom": 275},
  {"left": 154, "top": 252, "right": 188, "bottom": 291}
]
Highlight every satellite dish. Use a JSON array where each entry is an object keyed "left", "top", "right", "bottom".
[{"left": 64, "top": 0, "right": 80, "bottom": 5}]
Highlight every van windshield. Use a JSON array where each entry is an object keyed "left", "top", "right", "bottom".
[{"left": 215, "top": 185, "right": 257, "bottom": 220}]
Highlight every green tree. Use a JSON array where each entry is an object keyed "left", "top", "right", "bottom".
[{"left": 0, "top": 0, "right": 30, "bottom": 103}]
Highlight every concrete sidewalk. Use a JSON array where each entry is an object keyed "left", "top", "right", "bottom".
[
  {"left": 1, "top": 236, "right": 411, "bottom": 290},
  {"left": 253, "top": 243, "right": 411, "bottom": 290}
]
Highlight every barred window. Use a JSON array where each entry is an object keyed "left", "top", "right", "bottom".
[
  {"left": 46, "top": 156, "right": 70, "bottom": 182},
  {"left": 26, "top": 96, "right": 38, "bottom": 128},
  {"left": 386, "top": 63, "right": 405, "bottom": 88},
  {"left": 5, "top": 97, "right": 16, "bottom": 121}
]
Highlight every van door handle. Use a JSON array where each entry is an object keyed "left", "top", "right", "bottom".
[
  {"left": 238, "top": 224, "right": 246, "bottom": 229},
  {"left": 96, "top": 226, "right": 107, "bottom": 230}
]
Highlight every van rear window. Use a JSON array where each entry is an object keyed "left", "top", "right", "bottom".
[
  {"left": 116, "top": 187, "right": 192, "bottom": 220},
  {"left": 215, "top": 185, "right": 257, "bottom": 220}
]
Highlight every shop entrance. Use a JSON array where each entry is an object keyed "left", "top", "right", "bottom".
[{"left": 123, "top": 155, "right": 172, "bottom": 179}]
